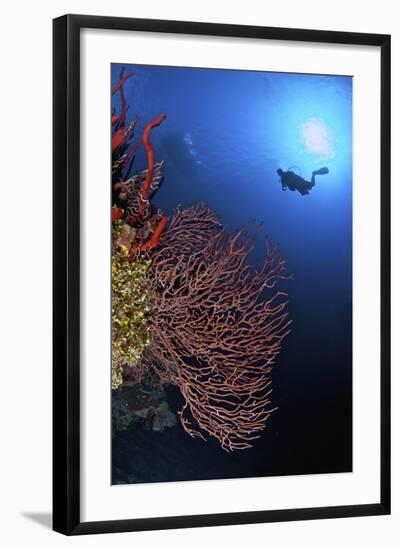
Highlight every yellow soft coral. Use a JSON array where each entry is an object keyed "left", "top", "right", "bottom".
[{"left": 112, "top": 226, "right": 152, "bottom": 390}]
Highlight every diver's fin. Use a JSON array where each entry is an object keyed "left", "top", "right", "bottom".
[{"left": 313, "top": 167, "right": 329, "bottom": 176}]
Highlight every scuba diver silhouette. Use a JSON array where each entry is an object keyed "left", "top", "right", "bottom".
[{"left": 277, "top": 166, "right": 329, "bottom": 196}]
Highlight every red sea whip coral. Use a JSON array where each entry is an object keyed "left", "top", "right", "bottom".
[{"left": 112, "top": 69, "right": 292, "bottom": 451}]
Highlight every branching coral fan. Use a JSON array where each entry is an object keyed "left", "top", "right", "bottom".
[{"left": 111, "top": 68, "right": 292, "bottom": 451}]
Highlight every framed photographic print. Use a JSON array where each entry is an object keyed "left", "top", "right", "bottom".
[{"left": 53, "top": 14, "right": 391, "bottom": 535}]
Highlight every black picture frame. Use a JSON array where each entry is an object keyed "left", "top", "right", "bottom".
[{"left": 53, "top": 14, "right": 391, "bottom": 535}]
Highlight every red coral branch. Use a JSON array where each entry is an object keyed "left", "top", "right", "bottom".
[
  {"left": 124, "top": 138, "right": 142, "bottom": 163},
  {"left": 112, "top": 70, "right": 134, "bottom": 96},
  {"left": 117, "top": 68, "right": 131, "bottom": 128},
  {"left": 112, "top": 207, "right": 123, "bottom": 223},
  {"left": 142, "top": 114, "right": 167, "bottom": 201},
  {"left": 112, "top": 128, "right": 126, "bottom": 153},
  {"left": 130, "top": 113, "right": 167, "bottom": 223},
  {"left": 131, "top": 216, "right": 169, "bottom": 253},
  {"left": 111, "top": 69, "right": 136, "bottom": 153}
]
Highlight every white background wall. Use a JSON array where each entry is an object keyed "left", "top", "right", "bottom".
[{"left": 0, "top": 0, "right": 398, "bottom": 548}]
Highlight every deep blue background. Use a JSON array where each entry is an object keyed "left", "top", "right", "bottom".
[{"left": 112, "top": 64, "right": 353, "bottom": 484}]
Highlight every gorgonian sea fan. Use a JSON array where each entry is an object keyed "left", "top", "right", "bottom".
[
  {"left": 111, "top": 68, "right": 292, "bottom": 451},
  {"left": 140, "top": 205, "right": 292, "bottom": 451}
]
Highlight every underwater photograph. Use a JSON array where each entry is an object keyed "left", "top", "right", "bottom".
[{"left": 111, "top": 63, "right": 352, "bottom": 485}]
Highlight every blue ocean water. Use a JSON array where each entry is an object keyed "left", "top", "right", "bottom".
[{"left": 112, "top": 64, "right": 352, "bottom": 483}]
